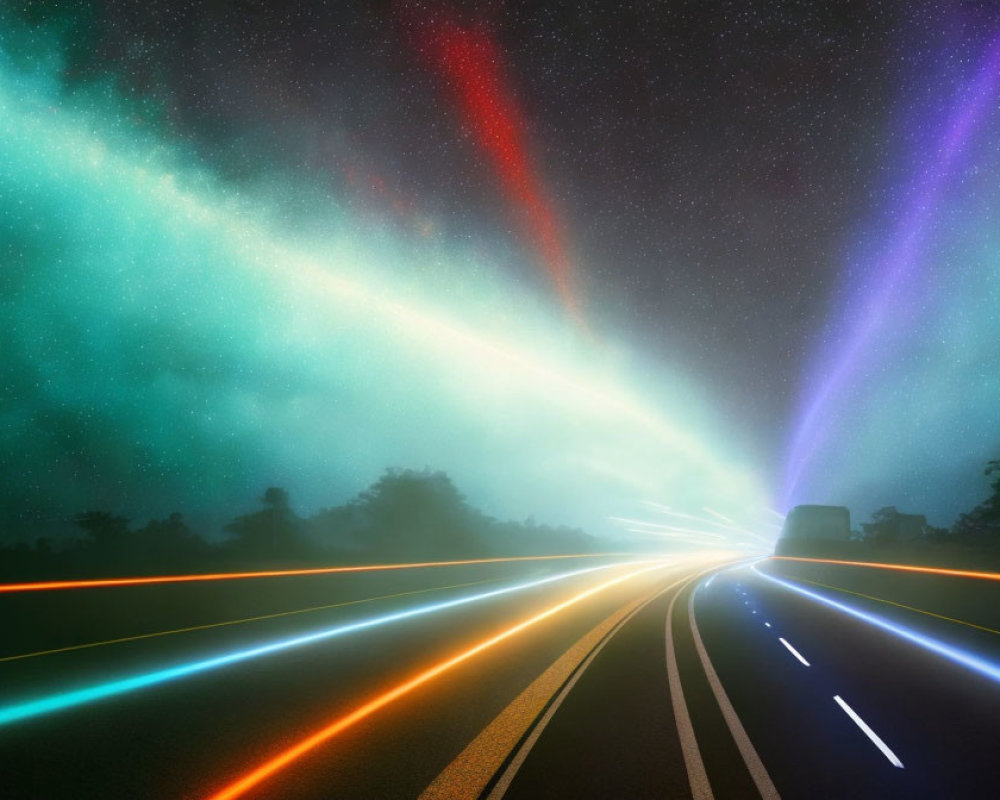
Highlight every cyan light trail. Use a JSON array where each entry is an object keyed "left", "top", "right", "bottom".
[
  {"left": 0, "top": 560, "right": 653, "bottom": 727},
  {"left": 783, "top": 28, "right": 1000, "bottom": 510},
  {"left": 0, "top": 578, "right": 528, "bottom": 664}
]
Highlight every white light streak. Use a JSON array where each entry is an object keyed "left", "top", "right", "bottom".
[{"left": 702, "top": 506, "right": 737, "bottom": 525}]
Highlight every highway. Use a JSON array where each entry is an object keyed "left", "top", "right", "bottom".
[{"left": 4, "top": 553, "right": 1000, "bottom": 798}]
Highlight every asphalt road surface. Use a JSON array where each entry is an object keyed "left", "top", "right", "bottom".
[{"left": 4, "top": 553, "right": 1000, "bottom": 798}]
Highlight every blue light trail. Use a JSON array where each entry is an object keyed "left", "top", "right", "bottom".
[{"left": 754, "top": 566, "right": 1000, "bottom": 686}]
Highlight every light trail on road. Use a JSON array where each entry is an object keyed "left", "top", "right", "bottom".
[
  {"left": 0, "top": 553, "right": 634, "bottom": 594},
  {"left": 204, "top": 561, "right": 668, "bottom": 800},
  {"left": 0, "top": 578, "right": 501, "bottom": 664},
  {"left": 787, "top": 574, "right": 1000, "bottom": 638},
  {"left": 772, "top": 556, "right": 1000, "bottom": 583},
  {"left": 0, "top": 561, "right": 647, "bottom": 727}
]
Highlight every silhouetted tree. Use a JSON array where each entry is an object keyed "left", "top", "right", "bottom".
[
  {"left": 262, "top": 488, "right": 290, "bottom": 512},
  {"left": 225, "top": 488, "right": 303, "bottom": 559},
  {"left": 306, "top": 503, "right": 364, "bottom": 553},
  {"left": 0, "top": 467, "right": 601, "bottom": 578},
  {"left": 348, "top": 469, "right": 485, "bottom": 559},
  {"left": 953, "top": 458, "right": 1000, "bottom": 540},
  {"left": 860, "top": 506, "right": 898, "bottom": 544},
  {"left": 135, "top": 512, "right": 207, "bottom": 567},
  {"left": 303, "top": 469, "right": 598, "bottom": 560},
  {"left": 487, "top": 516, "right": 595, "bottom": 556},
  {"left": 73, "top": 511, "right": 131, "bottom": 548},
  {"left": 982, "top": 459, "right": 1000, "bottom": 523}
]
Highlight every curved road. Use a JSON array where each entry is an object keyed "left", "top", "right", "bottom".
[{"left": 4, "top": 554, "right": 1000, "bottom": 798}]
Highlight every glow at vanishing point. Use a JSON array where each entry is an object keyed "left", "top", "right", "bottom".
[
  {"left": 610, "top": 501, "right": 775, "bottom": 550},
  {"left": 0, "top": 26, "right": 768, "bottom": 539},
  {"left": 0, "top": 553, "right": 631, "bottom": 594},
  {"left": 204, "top": 561, "right": 668, "bottom": 800},
  {"left": 0, "top": 560, "right": 653, "bottom": 727}
]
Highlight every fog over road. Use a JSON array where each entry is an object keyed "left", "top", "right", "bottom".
[{"left": 4, "top": 554, "right": 1000, "bottom": 799}]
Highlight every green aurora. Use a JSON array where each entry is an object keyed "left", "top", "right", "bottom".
[{"left": 0, "top": 17, "right": 769, "bottom": 543}]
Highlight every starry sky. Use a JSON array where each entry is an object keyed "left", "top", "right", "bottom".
[{"left": 2, "top": 1, "right": 998, "bottom": 541}]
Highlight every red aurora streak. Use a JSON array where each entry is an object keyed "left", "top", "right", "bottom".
[{"left": 418, "top": 19, "right": 581, "bottom": 318}]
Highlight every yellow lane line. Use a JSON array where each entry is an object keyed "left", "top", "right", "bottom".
[
  {"left": 792, "top": 575, "right": 1000, "bottom": 637},
  {"left": 0, "top": 578, "right": 500, "bottom": 664}
]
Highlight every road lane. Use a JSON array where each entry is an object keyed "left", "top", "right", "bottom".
[
  {"left": 496, "top": 576, "right": 697, "bottom": 799},
  {"left": 207, "top": 562, "right": 669, "bottom": 800},
  {"left": 422, "top": 575, "right": 674, "bottom": 800},
  {"left": 465, "top": 562, "right": 765, "bottom": 800},
  {"left": 1, "top": 556, "right": 714, "bottom": 799},
  {"left": 18, "top": 552, "right": 999, "bottom": 799},
  {"left": 499, "top": 556, "right": 1000, "bottom": 800},
  {"left": 693, "top": 559, "right": 1000, "bottom": 798}
]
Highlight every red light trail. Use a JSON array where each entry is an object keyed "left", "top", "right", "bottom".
[{"left": 418, "top": 18, "right": 581, "bottom": 319}]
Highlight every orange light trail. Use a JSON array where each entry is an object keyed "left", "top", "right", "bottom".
[
  {"left": 0, "top": 553, "right": 631, "bottom": 594},
  {"left": 773, "top": 556, "right": 1000, "bottom": 582},
  {"left": 204, "top": 561, "right": 665, "bottom": 800}
]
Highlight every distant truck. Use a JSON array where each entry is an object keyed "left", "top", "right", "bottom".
[{"left": 775, "top": 505, "right": 851, "bottom": 556}]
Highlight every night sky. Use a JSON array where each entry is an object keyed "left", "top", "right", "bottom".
[{"left": 2, "top": 1, "right": 999, "bottom": 541}]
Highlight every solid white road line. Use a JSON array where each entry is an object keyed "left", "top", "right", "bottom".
[
  {"left": 778, "top": 637, "right": 810, "bottom": 667},
  {"left": 666, "top": 575, "right": 715, "bottom": 800},
  {"left": 487, "top": 567, "right": 705, "bottom": 800},
  {"left": 689, "top": 587, "right": 782, "bottom": 800},
  {"left": 833, "top": 695, "right": 904, "bottom": 768}
]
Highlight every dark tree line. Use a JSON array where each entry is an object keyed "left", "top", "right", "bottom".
[
  {"left": 855, "top": 457, "right": 1000, "bottom": 546},
  {"left": 782, "top": 456, "right": 1000, "bottom": 569},
  {"left": 0, "top": 469, "right": 596, "bottom": 580},
  {"left": 952, "top": 459, "right": 1000, "bottom": 540}
]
